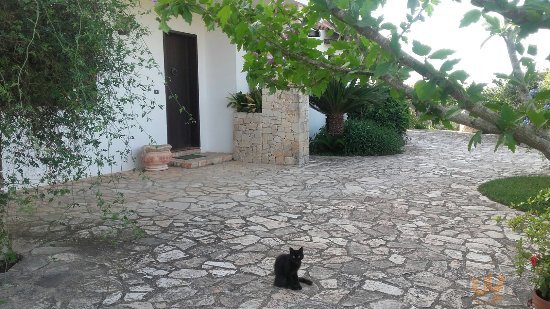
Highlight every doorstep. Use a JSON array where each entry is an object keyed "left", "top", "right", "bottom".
[{"left": 170, "top": 152, "right": 233, "bottom": 169}]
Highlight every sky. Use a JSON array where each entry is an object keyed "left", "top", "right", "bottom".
[{"left": 377, "top": 1, "right": 550, "bottom": 86}]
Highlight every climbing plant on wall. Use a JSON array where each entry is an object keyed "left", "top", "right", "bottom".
[{"left": 0, "top": 0, "right": 157, "bottom": 264}]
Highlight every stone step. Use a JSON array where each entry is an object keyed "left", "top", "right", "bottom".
[{"left": 170, "top": 152, "right": 233, "bottom": 169}]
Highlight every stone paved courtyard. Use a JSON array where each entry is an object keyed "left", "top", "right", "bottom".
[{"left": 1, "top": 130, "right": 549, "bottom": 308}]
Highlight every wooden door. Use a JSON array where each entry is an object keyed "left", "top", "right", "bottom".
[{"left": 163, "top": 31, "right": 200, "bottom": 150}]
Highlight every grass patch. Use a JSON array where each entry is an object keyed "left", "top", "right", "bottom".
[{"left": 478, "top": 175, "right": 550, "bottom": 208}]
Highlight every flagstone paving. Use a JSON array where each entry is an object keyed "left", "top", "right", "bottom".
[{"left": 1, "top": 130, "right": 549, "bottom": 308}]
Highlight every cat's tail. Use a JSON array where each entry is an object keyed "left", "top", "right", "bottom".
[{"left": 299, "top": 277, "right": 313, "bottom": 285}]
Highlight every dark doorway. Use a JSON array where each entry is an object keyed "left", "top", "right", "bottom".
[{"left": 163, "top": 31, "right": 200, "bottom": 150}]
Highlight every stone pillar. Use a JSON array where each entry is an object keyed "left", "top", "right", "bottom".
[{"left": 232, "top": 88, "right": 309, "bottom": 166}]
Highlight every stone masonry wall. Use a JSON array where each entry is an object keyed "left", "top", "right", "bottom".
[{"left": 233, "top": 88, "right": 309, "bottom": 165}]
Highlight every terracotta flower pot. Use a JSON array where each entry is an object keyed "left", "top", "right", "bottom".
[
  {"left": 532, "top": 290, "right": 550, "bottom": 309},
  {"left": 142, "top": 144, "right": 172, "bottom": 171}
]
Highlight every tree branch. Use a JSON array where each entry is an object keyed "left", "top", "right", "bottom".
[
  {"left": 380, "top": 75, "right": 501, "bottom": 134},
  {"left": 328, "top": 3, "right": 550, "bottom": 159},
  {"left": 471, "top": 0, "right": 550, "bottom": 30}
]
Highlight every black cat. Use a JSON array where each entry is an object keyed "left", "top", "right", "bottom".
[{"left": 273, "top": 247, "right": 313, "bottom": 290}]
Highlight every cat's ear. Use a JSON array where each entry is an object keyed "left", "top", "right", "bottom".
[
  {"left": 289, "top": 247, "right": 294, "bottom": 253},
  {"left": 298, "top": 247, "right": 303, "bottom": 252}
]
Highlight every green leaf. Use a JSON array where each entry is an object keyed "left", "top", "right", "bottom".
[
  {"left": 364, "top": 49, "right": 378, "bottom": 68},
  {"left": 389, "top": 88, "right": 402, "bottom": 100},
  {"left": 444, "top": 106, "right": 461, "bottom": 119},
  {"left": 534, "top": 89, "right": 550, "bottom": 101},
  {"left": 499, "top": 132, "right": 517, "bottom": 153},
  {"left": 442, "top": 119, "right": 454, "bottom": 130},
  {"left": 414, "top": 80, "right": 437, "bottom": 101},
  {"left": 390, "top": 32, "right": 401, "bottom": 53},
  {"left": 468, "top": 131, "right": 482, "bottom": 151},
  {"left": 217, "top": 5, "right": 232, "bottom": 27},
  {"left": 460, "top": 9, "right": 482, "bottom": 28},
  {"left": 467, "top": 83, "right": 485, "bottom": 102},
  {"left": 181, "top": 6, "right": 193, "bottom": 24},
  {"left": 159, "top": 20, "right": 171, "bottom": 33},
  {"left": 373, "top": 62, "right": 392, "bottom": 78},
  {"left": 527, "top": 110, "right": 547, "bottom": 127},
  {"left": 235, "top": 22, "right": 249, "bottom": 38},
  {"left": 515, "top": 42, "right": 525, "bottom": 55},
  {"left": 429, "top": 49, "right": 455, "bottom": 59},
  {"left": 407, "top": 0, "right": 419, "bottom": 12},
  {"left": 380, "top": 23, "right": 397, "bottom": 31},
  {"left": 497, "top": 104, "right": 518, "bottom": 130},
  {"left": 527, "top": 44, "right": 537, "bottom": 56},
  {"left": 482, "top": 14, "right": 500, "bottom": 33},
  {"left": 440, "top": 59, "right": 460, "bottom": 72},
  {"left": 448, "top": 70, "right": 469, "bottom": 83},
  {"left": 412, "top": 40, "right": 431, "bottom": 56}
]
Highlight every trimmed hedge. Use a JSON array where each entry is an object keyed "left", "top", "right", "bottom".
[{"left": 310, "top": 120, "right": 405, "bottom": 156}]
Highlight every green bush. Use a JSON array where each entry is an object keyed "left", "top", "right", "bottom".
[
  {"left": 342, "top": 120, "right": 405, "bottom": 155},
  {"left": 508, "top": 199, "right": 550, "bottom": 300},
  {"left": 348, "top": 96, "right": 410, "bottom": 135},
  {"left": 310, "top": 120, "right": 405, "bottom": 156}
]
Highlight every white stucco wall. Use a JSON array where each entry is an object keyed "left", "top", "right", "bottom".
[
  {"left": 201, "top": 28, "right": 239, "bottom": 152},
  {"left": 309, "top": 109, "right": 326, "bottom": 138},
  {"left": 111, "top": 2, "right": 242, "bottom": 169},
  {"left": 236, "top": 49, "right": 250, "bottom": 93}
]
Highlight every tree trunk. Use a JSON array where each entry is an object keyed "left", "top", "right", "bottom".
[
  {"left": 503, "top": 32, "right": 530, "bottom": 105},
  {"left": 326, "top": 113, "right": 345, "bottom": 136}
]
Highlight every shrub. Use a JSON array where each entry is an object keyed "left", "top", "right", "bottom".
[
  {"left": 348, "top": 95, "right": 410, "bottom": 135},
  {"left": 342, "top": 120, "right": 405, "bottom": 155},
  {"left": 507, "top": 187, "right": 550, "bottom": 301},
  {"left": 227, "top": 88, "right": 262, "bottom": 113},
  {"left": 310, "top": 120, "right": 405, "bottom": 156},
  {"left": 508, "top": 205, "right": 550, "bottom": 300}
]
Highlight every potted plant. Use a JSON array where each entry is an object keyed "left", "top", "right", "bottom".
[
  {"left": 508, "top": 188, "right": 550, "bottom": 308},
  {"left": 141, "top": 144, "right": 172, "bottom": 171}
]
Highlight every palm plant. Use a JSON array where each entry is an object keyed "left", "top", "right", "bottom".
[
  {"left": 310, "top": 79, "right": 386, "bottom": 136},
  {"left": 227, "top": 87, "right": 262, "bottom": 113}
]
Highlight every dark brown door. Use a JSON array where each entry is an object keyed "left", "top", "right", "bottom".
[{"left": 163, "top": 31, "right": 200, "bottom": 150}]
